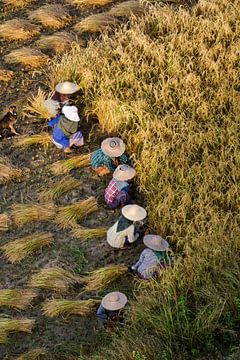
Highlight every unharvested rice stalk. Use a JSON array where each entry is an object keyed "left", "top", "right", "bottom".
[
  {"left": 2, "top": 0, "right": 33, "bottom": 7},
  {"left": 0, "top": 214, "right": 10, "bottom": 232},
  {"left": 50, "top": 153, "right": 91, "bottom": 175},
  {"left": 71, "top": 225, "right": 107, "bottom": 241},
  {"left": 0, "top": 289, "right": 38, "bottom": 310},
  {"left": 108, "top": 0, "right": 145, "bottom": 17},
  {"left": 4, "top": 47, "right": 49, "bottom": 69},
  {"left": 0, "top": 19, "right": 40, "bottom": 41},
  {"left": 0, "top": 317, "right": 35, "bottom": 344},
  {"left": 55, "top": 196, "right": 98, "bottom": 229},
  {"left": 42, "top": 298, "right": 100, "bottom": 317},
  {"left": 24, "top": 89, "right": 52, "bottom": 120},
  {"left": 0, "top": 69, "right": 13, "bottom": 83},
  {"left": 1, "top": 232, "right": 54, "bottom": 263},
  {"left": 14, "top": 348, "right": 47, "bottom": 360},
  {"left": 28, "top": 267, "right": 81, "bottom": 292},
  {"left": 0, "top": 164, "right": 24, "bottom": 184},
  {"left": 38, "top": 176, "right": 81, "bottom": 201},
  {"left": 29, "top": 5, "right": 71, "bottom": 29},
  {"left": 11, "top": 203, "right": 56, "bottom": 227},
  {"left": 13, "top": 132, "right": 52, "bottom": 147},
  {"left": 82, "top": 264, "right": 128, "bottom": 291},
  {"left": 36, "top": 31, "right": 78, "bottom": 53},
  {"left": 67, "top": 0, "right": 112, "bottom": 7},
  {"left": 74, "top": 14, "right": 119, "bottom": 33}
]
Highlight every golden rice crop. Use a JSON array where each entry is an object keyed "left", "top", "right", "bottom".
[
  {"left": 67, "top": 0, "right": 112, "bottom": 7},
  {"left": 82, "top": 264, "right": 128, "bottom": 292},
  {"left": 55, "top": 196, "right": 98, "bottom": 228},
  {"left": 36, "top": 31, "right": 78, "bottom": 53},
  {"left": 0, "top": 317, "right": 35, "bottom": 344},
  {"left": 29, "top": 5, "right": 71, "bottom": 29},
  {"left": 0, "top": 19, "right": 40, "bottom": 41},
  {"left": 0, "top": 214, "right": 10, "bottom": 232},
  {"left": 1, "top": 232, "right": 54, "bottom": 263},
  {"left": 28, "top": 267, "right": 81, "bottom": 292},
  {"left": 11, "top": 203, "right": 56, "bottom": 227},
  {"left": 13, "top": 132, "right": 52, "bottom": 147},
  {"left": 74, "top": 13, "right": 119, "bottom": 33},
  {"left": 71, "top": 225, "right": 107, "bottom": 241},
  {"left": 2, "top": 0, "right": 33, "bottom": 7},
  {"left": 38, "top": 176, "right": 81, "bottom": 201},
  {"left": 108, "top": 1, "right": 145, "bottom": 17},
  {"left": 14, "top": 348, "right": 47, "bottom": 360},
  {"left": 4, "top": 47, "right": 49, "bottom": 69},
  {"left": 0, "top": 69, "right": 13, "bottom": 83},
  {"left": 0, "top": 289, "right": 38, "bottom": 310},
  {"left": 42, "top": 298, "right": 100, "bottom": 317},
  {"left": 0, "top": 164, "right": 24, "bottom": 184},
  {"left": 23, "top": 88, "right": 53, "bottom": 120},
  {"left": 49, "top": 153, "right": 91, "bottom": 175}
]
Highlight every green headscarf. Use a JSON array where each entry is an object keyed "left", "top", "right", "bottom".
[
  {"left": 58, "top": 115, "right": 78, "bottom": 137},
  {"left": 116, "top": 215, "right": 133, "bottom": 233},
  {"left": 153, "top": 250, "right": 170, "bottom": 263}
]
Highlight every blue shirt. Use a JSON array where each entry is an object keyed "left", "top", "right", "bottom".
[
  {"left": 91, "top": 149, "right": 130, "bottom": 172},
  {"left": 48, "top": 115, "right": 70, "bottom": 148}
]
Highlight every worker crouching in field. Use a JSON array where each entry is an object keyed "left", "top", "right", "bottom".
[
  {"left": 107, "top": 204, "right": 147, "bottom": 249},
  {"left": 129, "top": 235, "right": 174, "bottom": 279},
  {"left": 97, "top": 291, "right": 127, "bottom": 325},
  {"left": 104, "top": 164, "right": 136, "bottom": 209},
  {"left": 48, "top": 105, "right": 84, "bottom": 153},
  {"left": 91, "top": 137, "right": 131, "bottom": 176}
]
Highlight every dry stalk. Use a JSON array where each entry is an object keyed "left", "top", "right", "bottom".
[
  {"left": 2, "top": 0, "right": 33, "bottom": 8},
  {"left": 67, "top": 0, "right": 112, "bottom": 7},
  {"left": 0, "top": 19, "right": 40, "bottom": 41},
  {"left": 36, "top": 32, "right": 78, "bottom": 53},
  {"left": 24, "top": 88, "right": 53, "bottom": 120},
  {"left": 11, "top": 203, "right": 56, "bottom": 227},
  {"left": 49, "top": 154, "right": 91, "bottom": 175},
  {"left": 38, "top": 176, "right": 81, "bottom": 201},
  {"left": 42, "top": 298, "right": 100, "bottom": 317},
  {"left": 4, "top": 47, "right": 49, "bottom": 69},
  {"left": 0, "top": 317, "right": 35, "bottom": 344},
  {"left": 14, "top": 348, "right": 48, "bottom": 360},
  {"left": 74, "top": 13, "right": 119, "bottom": 33},
  {"left": 108, "top": 1, "right": 145, "bottom": 17},
  {"left": 13, "top": 132, "right": 52, "bottom": 147},
  {"left": 0, "top": 214, "right": 10, "bottom": 232},
  {"left": 0, "top": 69, "right": 14, "bottom": 83},
  {"left": 0, "top": 164, "right": 24, "bottom": 184},
  {"left": 71, "top": 226, "right": 107, "bottom": 241},
  {"left": 29, "top": 5, "right": 71, "bottom": 29},
  {"left": 0, "top": 289, "right": 38, "bottom": 310}
]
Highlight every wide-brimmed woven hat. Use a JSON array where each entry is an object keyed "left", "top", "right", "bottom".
[
  {"left": 102, "top": 291, "right": 127, "bottom": 311},
  {"left": 55, "top": 81, "right": 80, "bottom": 95},
  {"left": 62, "top": 105, "right": 80, "bottom": 122},
  {"left": 122, "top": 204, "right": 147, "bottom": 221},
  {"left": 101, "top": 137, "right": 125, "bottom": 157},
  {"left": 44, "top": 99, "right": 59, "bottom": 117},
  {"left": 143, "top": 234, "right": 169, "bottom": 251},
  {"left": 113, "top": 164, "right": 136, "bottom": 181}
]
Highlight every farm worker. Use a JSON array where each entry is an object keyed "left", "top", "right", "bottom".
[
  {"left": 129, "top": 235, "right": 174, "bottom": 280},
  {"left": 104, "top": 164, "right": 136, "bottom": 209},
  {"left": 91, "top": 137, "right": 131, "bottom": 176},
  {"left": 107, "top": 204, "right": 147, "bottom": 249},
  {"left": 48, "top": 105, "right": 84, "bottom": 153},
  {"left": 97, "top": 291, "right": 127, "bottom": 323}
]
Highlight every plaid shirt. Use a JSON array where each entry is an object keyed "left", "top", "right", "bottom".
[
  {"left": 105, "top": 179, "right": 129, "bottom": 205},
  {"left": 91, "top": 149, "right": 130, "bottom": 172}
]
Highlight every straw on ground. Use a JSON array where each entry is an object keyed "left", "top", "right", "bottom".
[
  {"left": 1, "top": 232, "right": 54, "bottom": 263},
  {"left": 50, "top": 154, "right": 91, "bottom": 175},
  {"left": 11, "top": 203, "right": 56, "bottom": 227},
  {"left": 55, "top": 196, "right": 98, "bottom": 229},
  {"left": 38, "top": 176, "right": 81, "bottom": 201},
  {"left": 0, "top": 19, "right": 40, "bottom": 41},
  {"left": 0, "top": 289, "right": 38, "bottom": 310},
  {"left": 29, "top": 5, "right": 71, "bottom": 29},
  {"left": 42, "top": 298, "right": 100, "bottom": 317},
  {"left": 71, "top": 226, "right": 107, "bottom": 241},
  {"left": 13, "top": 132, "right": 52, "bottom": 147},
  {"left": 0, "top": 317, "right": 35, "bottom": 344},
  {"left": 0, "top": 163, "right": 24, "bottom": 185},
  {"left": 2, "top": 0, "right": 33, "bottom": 8},
  {"left": 0, "top": 69, "right": 14, "bottom": 83},
  {"left": 74, "top": 14, "right": 119, "bottom": 33},
  {"left": 4, "top": 47, "right": 49, "bottom": 69},
  {"left": 36, "top": 32, "right": 78, "bottom": 53},
  {"left": 28, "top": 267, "right": 81, "bottom": 292},
  {"left": 67, "top": 0, "right": 112, "bottom": 7},
  {"left": 14, "top": 348, "right": 48, "bottom": 360},
  {"left": 108, "top": 1, "right": 145, "bottom": 17},
  {"left": 0, "top": 214, "right": 10, "bottom": 232}
]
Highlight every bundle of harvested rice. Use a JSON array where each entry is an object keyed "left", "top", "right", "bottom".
[
  {"left": 67, "top": 0, "right": 112, "bottom": 7},
  {"left": 71, "top": 225, "right": 107, "bottom": 241},
  {"left": 0, "top": 289, "right": 37, "bottom": 310},
  {"left": 38, "top": 176, "right": 81, "bottom": 201},
  {"left": 50, "top": 154, "right": 91, "bottom": 175},
  {"left": 108, "top": 0, "right": 145, "bottom": 17},
  {"left": 36, "top": 31, "right": 78, "bottom": 53},
  {"left": 13, "top": 132, "right": 52, "bottom": 147},
  {"left": 1, "top": 232, "right": 54, "bottom": 263},
  {"left": 0, "top": 164, "right": 24, "bottom": 184},
  {"left": 82, "top": 264, "right": 128, "bottom": 291},
  {"left": 4, "top": 47, "right": 49, "bottom": 69},
  {"left": 0, "top": 19, "right": 40, "bottom": 41},
  {"left": 24, "top": 89, "right": 52, "bottom": 120},
  {"left": 55, "top": 196, "right": 98, "bottom": 229},
  {"left": 42, "top": 298, "right": 100, "bottom": 317},
  {"left": 29, "top": 5, "right": 71, "bottom": 29},
  {"left": 0, "top": 69, "right": 14, "bottom": 83},
  {"left": 74, "top": 13, "right": 119, "bottom": 33},
  {"left": 0, "top": 214, "right": 10, "bottom": 232},
  {"left": 0, "top": 317, "right": 35, "bottom": 344},
  {"left": 11, "top": 203, "right": 56, "bottom": 227},
  {"left": 14, "top": 348, "right": 47, "bottom": 360},
  {"left": 2, "top": 0, "right": 33, "bottom": 8},
  {"left": 28, "top": 267, "right": 81, "bottom": 292}
]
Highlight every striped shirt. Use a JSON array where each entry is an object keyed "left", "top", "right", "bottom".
[
  {"left": 91, "top": 149, "right": 130, "bottom": 172},
  {"left": 105, "top": 179, "right": 129, "bottom": 205}
]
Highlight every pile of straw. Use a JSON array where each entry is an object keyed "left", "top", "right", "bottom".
[
  {"left": 42, "top": 298, "right": 100, "bottom": 317},
  {"left": 4, "top": 47, "right": 49, "bottom": 69},
  {"left": 0, "top": 19, "right": 40, "bottom": 41},
  {"left": 74, "top": 13, "right": 119, "bottom": 33},
  {"left": 24, "top": 89, "right": 53, "bottom": 120},
  {"left": 50, "top": 154, "right": 91, "bottom": 175},
  {"left": 0, "top": 69, "right": 14, "bottom": 83},
  {"left": 0, "top": 289, "right": 38, "bottom": 310},
  {"left": 36, "top": 32, "right": 77, "bottom": 53},
  {"left": 0, "top": 213, "right": 11, "bottom": 232},
  {"left": 2, "top": 0, "right": 33, "bottom": 7},
  {"left": 13, "top": 132, "right": 52, "bottom": 147},
  {"left": 11, "top": 203, "right": 56, "bottom": 227},
  {"left": 0, "top": 163, "right": 24, "bottom": 184},
  {"left": 67, "top": 0, "right": 112, "bottom": 7},
  {"left": 14, "top": 348, "right": 47, "bottom": 360},
  {"left": 29, "top": 5, "right": 71, "bottom": 29},
  {"left": 71, "top": 225, "right": 107, "bottom": 241},
  {"left": 38, "top": 176, "right": 81, "bottom": 201},
  {"left": 0, "top": 317, "right": 35, "bottom": 344},
  {"left": 108, "top": 1, "right": 145, "bottom": 17}
]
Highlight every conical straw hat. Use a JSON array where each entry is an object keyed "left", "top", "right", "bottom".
[
  {"left": 102, "top": 291, "right": 127, "bottom": 311},
  {"left": 143, "top": 234, "right": 169, "bottom": 251},
  {"left": 101, "top": 137, "right": 125, "bottom": 157},
  {"left": 122, "top": 204, "right": 147, "bottom": 221},
  {"left": 55, "top": 81, "right": 80, "bottom": 95},
  {"left": 113, "top": 164, "right": 136, "bottom": 181}
]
